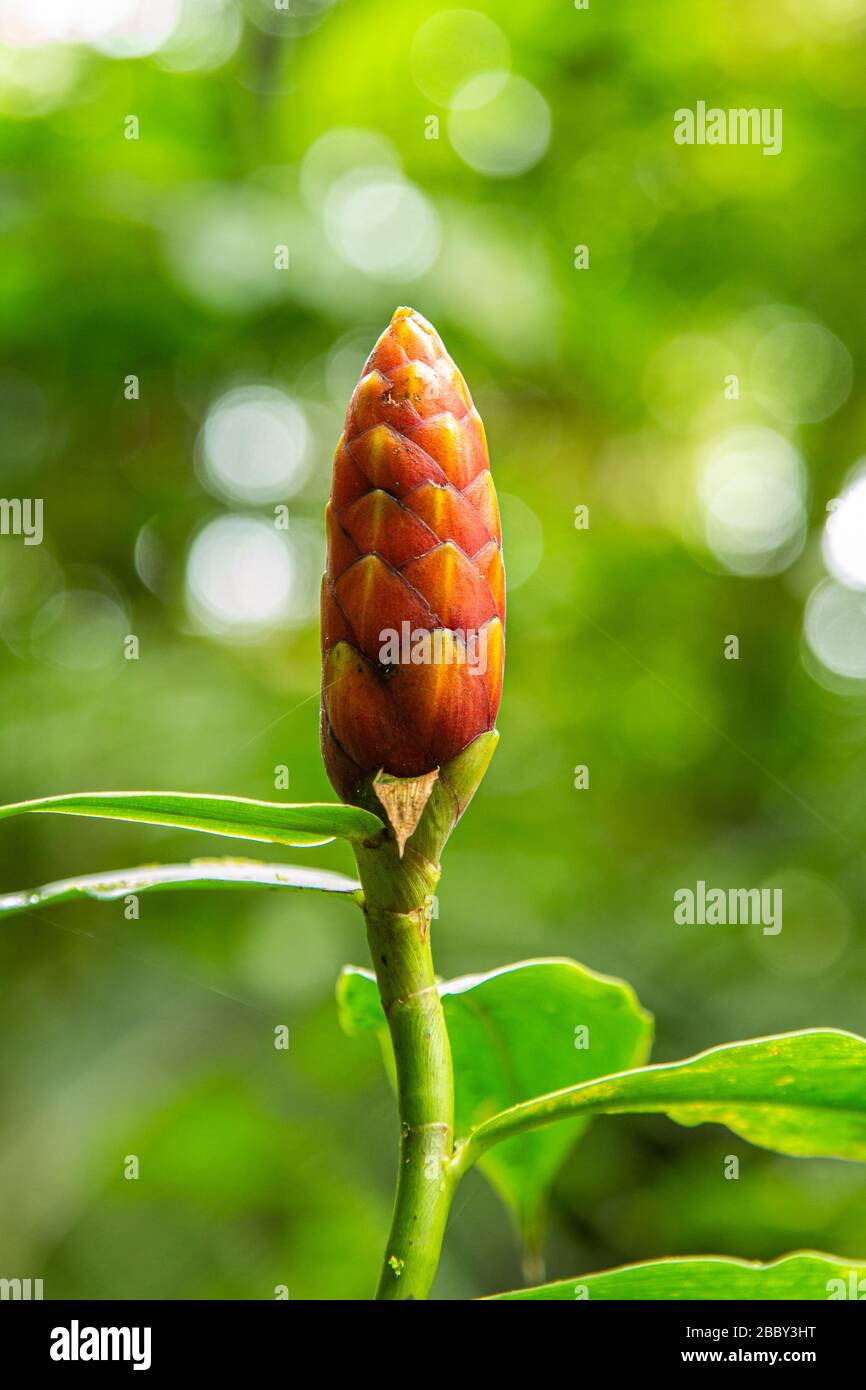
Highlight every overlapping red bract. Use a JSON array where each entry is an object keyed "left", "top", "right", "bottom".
[{"left": 321, "top": 307, "right": 505, "bottom": 801}]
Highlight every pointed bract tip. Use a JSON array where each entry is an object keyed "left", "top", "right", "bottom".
[{"left": 373, "top": 768, "right": 440, "bottom": 857}]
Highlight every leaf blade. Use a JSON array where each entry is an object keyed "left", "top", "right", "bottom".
[
  {"left": 338, "top": 957, "right": 653, "bottom": 1241},
  {"left": 0, "top": 791, "right": 384, "bottom": 848},
  {"left": 484, "top": 1250, "right": 866, "bottom": 1301},
  {"left": 0, "top": 858, "right": 361, "bottom": 918},
  {"left": 461, "top": 1029, "right": 866, "bottom": 1168}
]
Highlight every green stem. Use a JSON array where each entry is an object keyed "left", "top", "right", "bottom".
[{"left": 354, "top": 836, "right": 457, "bottom": 1301}]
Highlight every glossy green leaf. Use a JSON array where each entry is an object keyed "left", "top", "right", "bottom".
[
  {"left": 485, "top": 1250, "right": 866, "bottom": 1300},
  {"left": 0, "top": 857, "right": 361, "bottom": 919},
  {"left": 0, "top": 790, "right": 384, "bottom": 848},
  {"left": 338, "top": 957, "right": 653, "bottom": 1246},
  {"left": 461, "top": 1030, "right": 866, "bottom": 1168},
  {"left": 338, "top": 967, "right": 387, "bottom": 1036}
]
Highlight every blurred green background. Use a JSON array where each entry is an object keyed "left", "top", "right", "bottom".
[{"left": 2, "top": 0, "right": 866, "bottom": 1300}]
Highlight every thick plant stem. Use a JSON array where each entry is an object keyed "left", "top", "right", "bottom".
[{"left": 354, "top": 836, "right": 456, "bottom": 1300}]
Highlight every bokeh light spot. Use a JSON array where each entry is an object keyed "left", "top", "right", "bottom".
[
  {"left": 300, "top": 128, "right": 400, "bottom": 214},
  {"left": 804, "top": 577, "right": 866, "bottom": 681},
  {"left": 156, "top": 0, "right": 241, "bottom": 73},
  {"left": 448, "top": 75, "right": 551, "bottom": 178},
  {"left": 749, "top": 870, "right": 851, "bottom": 979},
  {"left": 185, "top": 515, "right": 306, "bottom": 641},
  {"left": 751, "top": 321, "right": 853, "bottom": 424},
  {"left": 162, "top": 184, "right": 303, "bottom": 315},
  {"left": 824, "top": 469, "right": 866, "bottom": 591},
  {"left": 0, "top": 41, "right": 80, "bottom": 115},
  {"left": 32, "top": 589, "right": 127, "bottom": 670},
  {"left": 324, "top": 171, "right": 440, "bottom": 280},
  {"left": 411, "top": 10, "right": 510, "bottom": 110},
  {"left": 697, "top": 427, "right": 808, "bottom": 576},
  {"left": 1, "top": 0, "right": 183, "bottom": 57},
  {"left": 198, "top": 385, "right": 310, "bottom": 505}
]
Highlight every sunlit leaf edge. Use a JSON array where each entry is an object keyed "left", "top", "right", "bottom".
[
  {"left": 0, "top": 790, "right": 384, "bottom": 848},
  {"left": 336, "top": 956, "right": 653, "bottom": 1037},
  {"left": 0, "top": 857, "right": 362, "bottom": 918},
  {"left": 482, "top": 1250, "right": 866, "bottom": 1301}
]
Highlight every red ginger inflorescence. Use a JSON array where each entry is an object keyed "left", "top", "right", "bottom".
[{"left": 321, "top": 306, "right": 504, "bottom": 804}]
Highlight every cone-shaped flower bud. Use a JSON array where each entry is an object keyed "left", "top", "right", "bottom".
[{"left": 321, "top": 307, "right": 504, "bottom": 808}]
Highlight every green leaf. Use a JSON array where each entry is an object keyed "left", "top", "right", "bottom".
[
  {"left": 484, "top": 1250, "right": 866, "bottom": 1301},
  {"left": 0, "top": 791, "right": 384, "bottom": 849},
  {"left": 338, "top": 957, "right": 653, "bottom": 1246},
  {"left": 338, "top": 966, "right": 388, "bottom": 1036},
  {"left": 460, "top": 1030, "right": 866, "bottom": 1168},
  {"left": 0, "top": 858, "right": 361, "bottom": 918}
]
